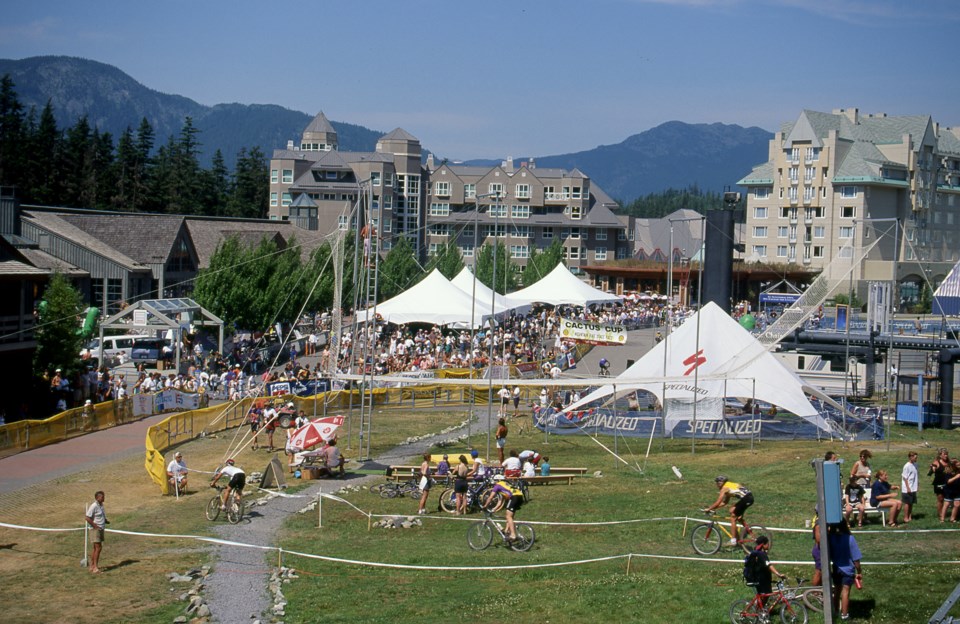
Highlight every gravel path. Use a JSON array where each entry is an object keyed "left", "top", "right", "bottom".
[{"left": 202, "top": 421, "right": 476, "bottom": 623}]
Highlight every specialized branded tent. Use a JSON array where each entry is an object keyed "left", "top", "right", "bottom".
[
  {"left": 508, "top": 263, "right": 622, "bottom": 307},
  {"left": 564, "top": 302, "right": 833, "bottom": 433},
  {"left": 933, "top": 258, "right": 960, "bottom": 316},
  {"left": 357, "top": 269, "right": 506, "bottom": 327}
]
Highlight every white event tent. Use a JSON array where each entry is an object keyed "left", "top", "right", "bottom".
[
  {"left": 508, "top": 263, "right": 622, "bottom": 307},
  {"left": 450, "top": 267, "right": 525, "bottom": 313},
  {"left": 564, "top": 302, "right": 833, "bottom": 433},
  {"left": 357, "top": 269, "right": 507, "bottom": 327}
]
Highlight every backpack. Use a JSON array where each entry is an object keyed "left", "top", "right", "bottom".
[{"left": 743, "top": 550, "right": 764, "bottom": 586}]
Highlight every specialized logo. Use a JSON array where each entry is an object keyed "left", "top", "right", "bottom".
[{"left": 682, "top": 349, "right": 706, "bottom": 376}]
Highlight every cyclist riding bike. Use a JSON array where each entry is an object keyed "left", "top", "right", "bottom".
[
  {"left": 211, "top": 458, "right": 246, "bottom": 511},
  {"left": 483, "top": 478, "right": 525, "bottom": 542},
  {"left": 703, "top": 475, "right": 754, "bottom": 546},
  {"left": 598, "top": 358, "right": 610, "bottom": 376}
]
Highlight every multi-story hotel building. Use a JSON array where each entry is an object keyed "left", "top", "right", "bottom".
[
  {"left": 738, "top": 108, "right": 960, "bottom": 307},
  {"left": 269, "top": 113, "right": 632, "bottom": 278}
]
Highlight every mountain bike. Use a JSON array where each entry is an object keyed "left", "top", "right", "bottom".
[
  {"left": 466, "top": 511, "right": 535, "bottom": 552},
  {"left": 691, "top": 509, "right": 770, "bottom": 555},
  {"left": 729, "top": 579, "right": 808, "bottom": 624},
  {"left": 206, "top": 485, "right": 245, "bottom": 524},
  {"left": 438, "top": 476, "right": 496, "bottom": 514},
  {"left": 373, "top": 476, "right": 423, "bottom": 499}
]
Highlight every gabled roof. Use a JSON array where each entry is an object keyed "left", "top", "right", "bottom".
[
  {"left": 56, "top": 212, "right": 186, "bottom": 265},
  {"left": 737, "top": 161, "right": 775, "bottom": 185},
  {"left": 21, "top": 210, "right": 149, "bottom": 271},
  {"left": 17, "top": 247, "right": 87, "bottom": 276},
  {"left": 581, "top": 202, "right": 621, "bottom": 226},
  {"left": 379, "top": 128, "right": 419, "bottom": 142},
  {"left": 309, "top": 150, "right": 353, "bottom": 170}
]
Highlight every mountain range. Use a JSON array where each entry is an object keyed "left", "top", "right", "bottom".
[{"left": 0, "top": 56, "right": 773, "bottom": 202}]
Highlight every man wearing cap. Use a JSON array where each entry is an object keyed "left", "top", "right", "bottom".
[{"left": 167, "top": 452, "right": 189, "bottom": 494}]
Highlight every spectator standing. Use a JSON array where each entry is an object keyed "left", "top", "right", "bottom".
[
  {"left": 827, "top": 521, "right": 863, "bottom": 620},
  {"left": 901, "top": 451, "right": 919, "bottom": 523},
  {"left": 495, "top": 418, "right": 508, "bottom": 464},
  {"left": 497, "top": 386, "right": 511, "bottom": 417},
  {"left": 929, "top": 448, "right": 950, "bottom": 518},
  {"left": 454, "top": 455, "right": 470, "bottom": 515},
  {"left": 417, "top": 453, "right": 432, "bottom": 515},
  {"left": 85, "top": 491, "right": 109, "bottom": 574},
  {"left": 941, "top": 460, "right": 960, "bottom": 522},
  {"left": 850, "top": 449, "right": 873, "bottom": 489},
  {"left": 512, "top": 385, "right": 521, "bottom": 415}
]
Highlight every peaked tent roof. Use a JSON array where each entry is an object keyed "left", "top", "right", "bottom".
[
  {"left": 934, "top": 258, "right": 960, "bottom": 316},
  {"left": 450, "top": 267, "right": 524, "bottom": 312},
  {"left": 564, "top": 302, "right": 831, "bottom": 432},
  {"left": 509, "top": 263, "right": 622, "bottom": 307},
  {"left": 358, "top": 269, "right": 505, "bottom": 327}
]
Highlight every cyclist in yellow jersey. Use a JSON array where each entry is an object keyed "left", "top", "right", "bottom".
[
  {"left": 704, "top": 475, "right": 754, "bottom": 546},
  {"left": 483, "top": 478, "right": 525, "bottom": 541}
]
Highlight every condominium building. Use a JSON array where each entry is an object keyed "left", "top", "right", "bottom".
[
  {"left": 738, "top": 108, "right": 960, "bottom": 306},
  {"left": 270, "top": 112, "right": 632, "bottom": 279}
]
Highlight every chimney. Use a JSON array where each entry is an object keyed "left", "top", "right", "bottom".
[
  {"left": 426, "top": 153, "right": 435, "bottom": 169},
  {"left": 505, "top": 156, "right": 514, "bottom": 173},
  {"left": 528, "top": 158, "right": 536, "bottom": 170},
  {"left": 287, "top": 140, "right": 295, "bottom": 149}
]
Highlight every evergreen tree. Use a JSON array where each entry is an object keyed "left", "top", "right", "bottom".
[
  {"left": 229, "top": 146, "right": 268, "bottom": 218},
  {"left": 0, "top": 74, "right": 25, "bottom": 187},
  {"left": 203, "top": 149, "right": 231, "bottom": 216},
  {"left": 475, "top": 242, "right": 517, "bottom": 294},
  {"left": 112, "top": 126, "right": 137, "bottom": 210},
  {"left": 61, "top": 116, "right": 94, "bottom": 207},
  {"left": 131, "top": 117, "right": 154, "bottom": 211},
  {"left": 426, "top": 239, "right": 464, "bottom": 279},
  {"left": 33, "top": 273, "right": 84, "bottom": 380},
  {"left": 522, "top": 238, "right": 564, "bottom": 286},
  {"left": 378, "top": 236, "right": 422, "bottom": 300}
]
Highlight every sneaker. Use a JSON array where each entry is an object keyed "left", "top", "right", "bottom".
[
  {"left": 840, "top": 614, "right": 850, "bottom": 621},
  {"left": 728, "top": 538, "right": 739, "bottom": 546},
  {"left": 418, "top": 509, "right": 426, "bottom": 515}
]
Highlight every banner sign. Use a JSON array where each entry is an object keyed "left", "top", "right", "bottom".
[
  {"left": 391, "top": 371, "right": 436, "bottom": 388},
  {"left": 759, "top": 292, "right": 801, "bottom": 305},
  {"left": 559, "top": 318, "right": 627, "bottom": 346},
  {"left": 266, "top": 379, "right": 332, "bottom": 397},
  {"left": 154, "top": 389, "right": 200, "bottom": 413}
]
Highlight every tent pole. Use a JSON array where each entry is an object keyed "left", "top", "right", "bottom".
[{"left": 750, "top": 378, "right": 756, "bottom": 451}]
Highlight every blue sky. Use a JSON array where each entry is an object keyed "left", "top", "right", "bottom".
[{"left": 2, "top": 0, "right": 957, "bottom": 160}]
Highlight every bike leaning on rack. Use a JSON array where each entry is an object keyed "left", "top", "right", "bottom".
[
  {"left": 691, "top": 509, "right": 770, "bottom": 555},
  {"left": 206, "top": 485, "right": 245, "bottom": 524},
  {"left": 467, "top": 511, "right": 535, "bottom": 552}
]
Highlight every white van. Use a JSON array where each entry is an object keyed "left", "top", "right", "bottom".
[{"left": 80, "top": 336, "right": 166, "bottom": 363}]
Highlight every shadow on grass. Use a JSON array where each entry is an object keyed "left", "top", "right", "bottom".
[
  {"left": 101, "top": 558, "right": 139, "bottom": 572},
  {"left": 850, "top": 596, "right": 876, "bottom": 620}
]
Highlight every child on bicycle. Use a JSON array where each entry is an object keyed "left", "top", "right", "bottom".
[
  {"left": 483, "top": 479, "right": 524, "bottom": 542},
  {"left": 744, "top": 535, "right": 785, "bottom": 605},
  {"left": 703, "top": 475, "right": 754, "bottom": 546}
]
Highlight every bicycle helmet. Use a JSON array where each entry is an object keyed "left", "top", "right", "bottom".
[
  {"left": 599, "top": 358, "right": 609, "bottom": 367},
  {"left": 226, "top": 458, "right": 235, "bottom": 466},
  {"left": 714, "top": 474, "right": 727, "bottom": 484},
  {"left": 470, "top": 450, "right": 479, "bottom": 458}
]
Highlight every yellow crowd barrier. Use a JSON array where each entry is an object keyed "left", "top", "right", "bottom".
[{"left": 0, "top": 400, "right": 134, "bottom": 459}]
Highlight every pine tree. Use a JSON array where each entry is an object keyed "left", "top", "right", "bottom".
[
  {"left": 229, "top": 146, "right": 268, "bottom": 218},
  {"left": 475, "top": 242, "right": 517, "bottom": 294},
  {"left": 426, "top": 239, "right": 464, "bottom": 279},
  {"left": 378, "top": 236, "right": 422, "bottom": 300},
  {"left": 0, "top": 74, "right": 25, "bottom": 187},
  {"left": 33, "top": 273, "right": 85, "bottom": 380}
]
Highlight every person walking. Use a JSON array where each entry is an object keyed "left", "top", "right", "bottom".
[
  {"left": 827, "top": 521, "right": 863, "bottom": 621},
  {"left": 85, "top": 491, "right": 109, "bottom": 574}
]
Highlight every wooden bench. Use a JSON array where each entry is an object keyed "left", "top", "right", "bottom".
[
  {"left": 523, "top": 474, "right": 575, "bottom": 485},
  {"left": 388, "top": 464, "right": 587, "bottom": 476},
  {"left": 849, "top": 498, "right": 886, "bottom": 527}
]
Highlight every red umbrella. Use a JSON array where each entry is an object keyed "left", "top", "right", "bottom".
[{"left": 289, "top": 415, "right": 345, "bottom": 450}]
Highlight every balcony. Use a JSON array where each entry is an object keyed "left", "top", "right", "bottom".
[{"left": 803, "top": 257, "right": 812, "bottom": 265}]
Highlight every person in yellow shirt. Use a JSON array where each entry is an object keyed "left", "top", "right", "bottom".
[{"left": 703, "top": 475, "right": 754, "bottom": 546}]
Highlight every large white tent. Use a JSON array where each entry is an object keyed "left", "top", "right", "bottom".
[
  {"left": 508, "top": 263, "right": 622, "bottom": 307},
  {"left": 564, "top": 302, "right": 833, "bottom": 433},
  {"left": 450, "top": 267, "right": 525, "bottom": 313},
  {"left": 357, "top": 269, "right": 506, "bottom": 327}
]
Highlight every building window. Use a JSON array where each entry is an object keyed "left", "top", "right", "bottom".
[
  {"left": 803, "top": 187, "right": 815, "bottom": 201},
  {"left": 840, "top": 186, "right": 857, "bottom": 198},
  {"left": 461, "top": 244, "right": 474, "bottom": 257},
  {"left": 812, "top": 206, "right": 825, "bottom": 218},
  {"left": 753, "top": 226, "right": 768, "bottom": 238},
  {"left": 596, "top": 229, "right": 607, "bottom": 241},
  {"left": 813, "top": 246, "right": 825, "bottom": 258},
  {"left": 777, "top": 245, "right": 788, "bottom": 258},
  {"left": 511, "top": 205, "right": 530, "bottom": 219},
  {"left": 542, "top": 227, "right": 553, "bottom": 239},
  {"left": 789, "top": 167, "right": 799, "bottom": 182},
  {"left": 338, "top": 215, "right": 349, "bottom": 230},
  {"left": 383, "top": 220, "right": 392, "bottom": 233},
  {"left": 511, "top": 225, "right": 530, "bottom": 238},
  {"left": 464, "top": 183, "right": 476, "bottom": 199},
  {"left": 805, "top": 166, "right": 816, "bottom": 180},
  {"left": 754, "top": 206, "right": 767, "bottom": 219},
  {"left": 839, "top": 226, "right": 854, "bottom": 239},
  {"left": 434, "top": 181, "right": 450, "bottom": 197},
  {"left": 570, "top": 227, "right": 581, "bottom": 239},
  {"left": 595, "top": 246, "right": 607, "bottom": 261},
  {"left": 488, "top": 183, "right": 503, "bottom": 197},
  {"left": 805, "top": 147, "right": 821, "bottom": 161},
  {"left": 544, "top": 186, "right": 558, "bottom": 200},
  {"left": 616, "top": 247, "right": 628, "bottom": 259},
  {"left": 489, "top": 204, "right": 508, "bottom": 218},
  {"left": 371, "top": 171, "right": 381, "bottom": 186},
  {"left": 282, "top": 169, "right": 293, "bottom": 183},
  {"left": 841, "top": 206, "right": 856, "bottom": 218},
  {"left": 814, "top": 226, "right": 825, "bottom": 239},
  {"left": 788, "top": 187, "right": 799, "bottom": 201},
  {"left": 570, "top": 205, "right": 582, "bottom": 220},
  {"left": 753, "top": 187, "right": 770, "bottom": 199},
  {"left": 515, "top": 184, "right": 530, "bottom": 199},
  {"left": 510, "top": 245, "right": 529, "bottom": 259},
  {"left": 281, "top": 193, "right": 292, "bottom": 206},
  {"left": 270, "top": 192, "right": 278, "bottom": 207},
  {"left": 752, "top": 245, "right": 767, "bottom": 257},
  {"left": 790, "top": 147, "right": 800, "bottom": 163},
  {"left": 617, "top": 229, "right": 626, "bottom": 241},
  {"left": 429, "top": 203, "right": 450, "bottom": 217},
  {"left": 777, "top": 226, "right": 788, "bottom": 238},
  {"left": 428, "top": 243, "right": 440, "bottom": 257},
  {"left": 271, "top": 169, "right": 279, "bottom": 183},
  {"left": 429, "top": 224, "right": 450, "bottom": 236}
]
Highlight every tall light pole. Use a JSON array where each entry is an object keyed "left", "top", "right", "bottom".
[
  {"left": 468, "top": 192, "right": 498, "bottom": 442},
  {"left": 486, "top": 191, "right": 502, "bottom": 461}
]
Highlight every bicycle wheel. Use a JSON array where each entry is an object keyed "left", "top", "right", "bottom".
[
  {"left": 729, "top": 598, "right": 755, "bottom": 624},
  {"left": 226, "top": 498, "right": 244, "bottom": 524},
  {"left": 779, "top": 599, "right": 808, "bottom": 624},
  {"left": 379, "top": 485, "right": 399, "bottom": 499},
  {"left": 467, "top": 521, "right": 493, "bottom": 551},
  {"left": 438, "top": 488, "right": 457, "bottom": 513},
  {"left": 509, "top": 523, "right": 535, "bottom": 552},
  {"left": 205, "top": 496, "right": 221, "bottom": 521},
  {"left": 800, "top": 589, "right": 823, "bottom": 613},
  {"left": 691, "top": 523, "right": 722, "bottom": 555},
  {"left": 740, "top": 525, "right": 771, "bottom": 554}
]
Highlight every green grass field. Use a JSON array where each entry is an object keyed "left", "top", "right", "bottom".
[{"left": 275, "top": 424, "right": 960, "bottom": 624}]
